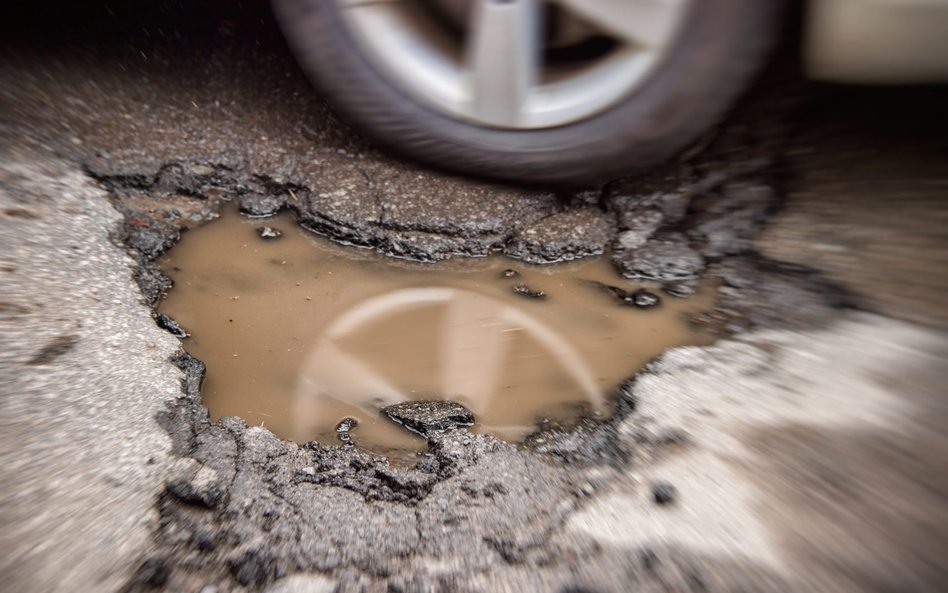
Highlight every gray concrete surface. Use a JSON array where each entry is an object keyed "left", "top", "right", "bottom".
[{"left": 0, "top": 155, "right": 179, "bottom": 593}]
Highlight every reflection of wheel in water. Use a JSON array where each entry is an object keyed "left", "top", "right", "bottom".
[{"left": 292, "top": 287, "right": 603, "bottom": 439}]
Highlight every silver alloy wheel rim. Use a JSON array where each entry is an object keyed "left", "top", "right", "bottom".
[{"left": 336, "top": 0, "right": 693, "bottom": 130}]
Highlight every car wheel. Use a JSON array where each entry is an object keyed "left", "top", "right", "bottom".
[{"left": 272, "top": 0, "right": 780, "bottom": 184}]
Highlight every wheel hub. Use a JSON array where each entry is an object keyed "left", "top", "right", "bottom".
[{"left": 336, "top": 0, "right": 693, "bottom": 130}]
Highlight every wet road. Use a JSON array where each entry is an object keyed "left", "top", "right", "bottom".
[{"left": 2, "top": 2, "right": 947, "bottom": 593}]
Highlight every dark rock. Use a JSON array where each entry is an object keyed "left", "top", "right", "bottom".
[
  {"left": 502, "top": 269, "right": 519, "bottom": 278},
  {"left": 239, "top": 193, "right": 285, "bottom": 217},
  {"left": 335, "top": 417, "right": 358, "bottom": 433},
  {"left": 155, "top": 313, "right": 189, "bottom": 339},
  {"left": 614, "top": 237, "right": 704, "bottom": 282},
  {"left": 335, "top": 416, "right": 358, "bottom": 445},
  {"left": 513, "top": 284, "right": 546, "bottom": 299},
  {"left": 504, "top": 207, "right": 615, "bottom": 264},
  {"left": 256, "top": 225, "right": 283, "bottom": 240},
  {"left": 590, "top": 283, "right": 660, "bottom": 308},
  {"left": 382, "top": 401, "right": 475, "bottom": 437},
  {"left": 651, "top": 481, "right": 677, "bottom": 505}
]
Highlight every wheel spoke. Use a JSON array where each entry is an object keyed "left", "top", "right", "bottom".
[
  {"left": 466, "top": 0, "right": 542, "bottom": 127},
  {"left": 555, "top": 0, "right": 686, "bottom": 48}
]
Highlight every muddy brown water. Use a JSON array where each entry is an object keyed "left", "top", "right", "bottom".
[{"left": 159, "top": 205, "right": 715, "bottom": 457}]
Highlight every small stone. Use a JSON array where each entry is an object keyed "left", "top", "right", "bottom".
[
  {"left": 256, "top": 226, "right": 283, "bottom": 240},
  {"left": 651, "top": 481, "right": 677, "bottom": 505},
  {"left": 590, "top": 283, "right": 660, "bottom": 309},
  {"left": 631, "top": 290, "right": 661, "bottom": 308},
  {"left": 382, "top": 401, "right": 475, "bottom": 437},
  {"left": 335, "top": 417, "right": 358, "bottom": 445},
  {"left": 155, "top": 313, "right": 189, "bottom": 339},
  {"left": 335, "top": 417, "right": 358, "bottom": 433},
  {"left": 513, "top": 284, "right": 546, "bottom": 299},
  {"left": 501, "top": 269, "right": 519, "bottom": 278}
]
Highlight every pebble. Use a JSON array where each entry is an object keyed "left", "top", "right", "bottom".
[
  {"left": 256, "top": 226, "right": 283, "bottom": 240},
  {"left": 651, "top": 481, "right": 677, "bottom": 505}
]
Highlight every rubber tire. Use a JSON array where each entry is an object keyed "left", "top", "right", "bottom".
[{"left": 272, "top": 0, "right": 780, "bottom": 185}]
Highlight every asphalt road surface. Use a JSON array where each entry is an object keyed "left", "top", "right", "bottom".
[{"left": 1, "top": 2, "right": 947, "bottom": 593}]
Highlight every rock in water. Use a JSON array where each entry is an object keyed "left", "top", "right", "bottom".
[
  {"left": 382, "top": 401, "right": 475, "bottom": 437},
  {"left": 256, "top": 226, "right": 283, "bottom": 240}
]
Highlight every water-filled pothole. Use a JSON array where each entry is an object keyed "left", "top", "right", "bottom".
[{"left": 158, "top": 205, "right": 715, "bottom": 456}]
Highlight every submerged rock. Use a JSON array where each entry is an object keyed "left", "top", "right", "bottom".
[
  {"left": 590, "top": 282, "right": 662, "bottom": 309},
  {"left": 335, "top": 416, "right": 358, "bottom": 445},
  {"left": 256, "top": 226, "right": 283, "bottom": 240},
  {"left": 512, "top": 284, "right": 546, "bottom": 299},
  {"left": 382, "top": 401, "right": 475, "bottom": 437},
  {"left": 631, "top": 290, "right": 661, "bottom": 308}
]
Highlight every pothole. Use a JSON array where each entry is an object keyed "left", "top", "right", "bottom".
[{"left": 158, "top": 204, "right": 716, "bottom": 458}]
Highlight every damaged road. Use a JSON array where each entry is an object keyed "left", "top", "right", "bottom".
[{"left": 2, "top": 2, "right": 948, "bottom": 593}]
